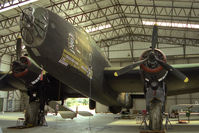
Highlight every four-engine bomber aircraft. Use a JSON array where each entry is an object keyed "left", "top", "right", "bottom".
[{"left": 1, "top": 6, "right": 199, "bottom": 130}]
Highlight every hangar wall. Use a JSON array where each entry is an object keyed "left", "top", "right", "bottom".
[
  {"left": 96, "top": 93, "right": 199, "bottom": 113},
  {"left": 0, "top": 91, "right": 7, "bottom": 112},
  {"left": 0, "top": 54, "right": 11, "bottom": 112},
  {"left": 95, "top": 102, "right": 109, "bottom": 113},
  {"left": 0, "top": 54, "right": 23, "bottom": 112},
  {"left": 0, "top": 54, "right": 11, "bottom": 71},
  {"left": 0, "top": 90, "right": 22, "bottom": 112},
  {"left": 133, "top": 93, "right": 199, "bottom": 113},
  {"left": 103, "top": 41, "right": 199, "bottom": 60}
]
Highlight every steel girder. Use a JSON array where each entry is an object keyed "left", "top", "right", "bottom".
[
  {"left": 1, "top": 2, "right": 199, "bottom": 31},
  {"left": 0, "top": 0, "right": 31, "bottom": 10},
  {"left": 0, "top": 0, "right": 101, "bottom": 54},
  {"left": 96, "top": 33, "right": 199, "bottom": 48}
]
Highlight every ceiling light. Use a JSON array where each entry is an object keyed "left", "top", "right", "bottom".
[
  {"left": 85, "top": 24, "right": 111, "bottom": 33},
  {"left": 142, "top": 20, "right": 199, "bottom": 29},
  {"left": 0, "top": 0, "right": 38, "bottom": 13},
  {"left": 22, "top": 45, "right": 26, "bottom": 49}
]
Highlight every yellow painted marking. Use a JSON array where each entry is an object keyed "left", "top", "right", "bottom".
[
  {"left": 42, "top": 70, "right": 46, "bottom": 75},
  {"left": 60, "top": 49, "right": 93, "bottom": 78},
  {"left": 184, "top": 77, "right": 189, "bottom": 83},
  {"left": 63, "top": 49, "right": 80, "bottom": 62},
  {"left": 18, "top": 36, "right": 22, "bottom": 39},
  {"left": 114, "top": 72, "right": 118, "bottom": 77}
]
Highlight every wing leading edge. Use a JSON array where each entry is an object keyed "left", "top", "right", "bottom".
[
  {"left": 104, "top": 63, "right": 199, "bottom": 96},
  {"left": 0, "top": 71, "right": 26, "bottom": 91}
]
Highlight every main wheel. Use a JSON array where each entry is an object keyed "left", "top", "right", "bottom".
[
  {"left": 89, "top": 99, "right": 96, "bottom": 110},
  {"left": 24, "top": 102, "right": 40, "bottom": 126},
  {"left": 109, "top": 106, "right": 122, "bottom": 114},
  {"left": 149, "top": 99, "right": 163, "bottom": 130}
]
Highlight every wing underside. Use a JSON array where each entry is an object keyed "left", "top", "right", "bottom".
[
  {"left": 0, "top": 72, "right": 84, "bottom": 98},
  {"left": 0, "top": 72, "right": 26, "bottom": 91}
]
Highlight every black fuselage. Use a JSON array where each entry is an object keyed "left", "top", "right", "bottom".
[{"left": 22, "top": 7, "right": 120, "bottom": 106}]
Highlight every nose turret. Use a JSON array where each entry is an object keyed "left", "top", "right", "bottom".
[{"left": 20, "top": 6, "right": 49, "bottom": 47}]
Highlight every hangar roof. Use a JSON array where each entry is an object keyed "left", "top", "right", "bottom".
[{"left": 0, "top": 0, "right": 199, "bottom": 60}]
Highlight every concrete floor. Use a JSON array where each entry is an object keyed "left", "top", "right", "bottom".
[{"left": 0, "top": 112, "right": 199, "bottom": 133}]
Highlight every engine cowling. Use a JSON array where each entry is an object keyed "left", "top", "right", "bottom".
[
  {"left": 117, "top": 93, "right": 133, "bottom": 109},
  {"left": 12, "top": 56, "right": 42, "bottom": 84},
  {"left": 140, "top": 49, "right": 168, "bottom": 82},
  {"left": 12, "top": 56, "right": 70, "bottom": 103}
]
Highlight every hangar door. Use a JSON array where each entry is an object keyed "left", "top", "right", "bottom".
[{"left": 0, "top": 98, "right": 3, "bottom": 111}]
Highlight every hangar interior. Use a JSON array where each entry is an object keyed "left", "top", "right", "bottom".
[{"left": 0, "top": 0, "right": 199, "bottom": 114}]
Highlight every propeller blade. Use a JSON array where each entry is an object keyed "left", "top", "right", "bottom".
[
  {"left": 0, "top": 74, "right": 8, "bottom": 80},
  {"left": 156, "top": 59, "right": 189, "bottom": 83},
  {"left": 16, "top": 37, "right": 22, "bottom": 61},
  {"left": 0, "top": 70, "right": 11, "bottom": 81},
  {"left": 151, "top": 25, "right": 158, "bottom": 51},
  {"left": 114, "top": 58, "right": 148, "bottom": 77}
]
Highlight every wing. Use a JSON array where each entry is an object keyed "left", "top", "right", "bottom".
[
  {"left": 166, "top": 63, "right": 199, "bottom": 96},
  {"left": 0, "top": 71, "right": 84, "bottom": 98},
  {"left": 104, "top": 63, "right": 199, "bottom": 96},
  {"left": 0, "top": 71, "right": 26, "bottom": 91},
  {"left": 104, "top": 67, "right": 143, "bottom": 93}
]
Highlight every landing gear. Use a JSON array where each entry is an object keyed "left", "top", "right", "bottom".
[
  {"left": 24, "top": 102, "right": 40, "bottom": 126},
  {"left": 89, "top": 99, "right": 96, "bottom": 110},
  {"left": 145, "top": 81, "right": 167, "bottom": 130},
  {"left": 149, "top": 99, "right": 163, "bottom": 130},
  {"left": 25, "top": 81, "right": 48, "bottom": 126},
  {"left": 24, "top": 101, "right": 47, "bottom": 127}
]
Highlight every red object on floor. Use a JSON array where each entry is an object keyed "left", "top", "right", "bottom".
[
  {"left": 142, "top": 110, "right": 147, "bottom": 115},
  {"left": 178, "top": 120, "right": 188, "bottom": 124}
]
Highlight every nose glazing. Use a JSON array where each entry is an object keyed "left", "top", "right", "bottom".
[{"left": 20, "top": 6, "right": 49, "bottom": 47}]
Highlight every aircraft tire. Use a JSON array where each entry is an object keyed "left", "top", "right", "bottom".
[
  {"left": 89, "top": 99, "right": 96, "bottom": 110},
  {"left": 24, "top": 102, "right": 40, "bottom": 126},
  {"left": 109, "top": 106, "right": 122, "bottom": 114},
  {"left": 149, "top": 99, "right": 163, "bottom": 130}
]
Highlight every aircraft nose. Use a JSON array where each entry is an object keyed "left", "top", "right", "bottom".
[{"left": 20, "top": 6, "right": 49, "bottom": 47}]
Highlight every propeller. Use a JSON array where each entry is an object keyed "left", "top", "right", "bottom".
[
  {"left": 0, "top": 70, "right": 11, "bottom": 81},
  {"left": 151, "top": 25, "right": 158, "bottom": 52},
  {"left": 156, "top": 58, "right": 189, "bottom": 82},
  {"left": 16, "top": 36, "right": 22, "bottom": 61},
  {"left": 114, "top": 58, "right": 148, "bottom": 77},
  {"left": 0, "top": 37, "right": 23, "bottom": 81},
  {"left": 114, "top": 24, "right": 189, "bottom": 83}
]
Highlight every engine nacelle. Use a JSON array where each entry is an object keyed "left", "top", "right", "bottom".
[
  {"left": 12, "top": 56, "right": 42, "bottom": 84},
  {"left": 117, "top": 93, "right": 133, "bottom": 109}
]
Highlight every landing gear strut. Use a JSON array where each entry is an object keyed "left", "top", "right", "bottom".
[
  {"left": 24, "top": 102, "right": 40, "bottom": 126},
  {"left": 149, "top": 99, "right": 163, "bottom": 130},
  {"left": 145, "top": 81, "right": 167, "bottom": 130},
  {"left": 24, "top": 81, "right": 48, "bottom": 126}
]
